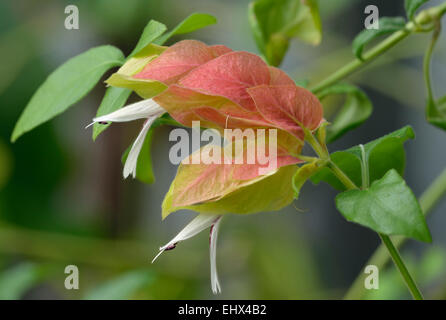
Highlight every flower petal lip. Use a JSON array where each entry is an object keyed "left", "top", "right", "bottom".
[
  {"left": 123, "top": 115, "right": 159, "bottom": 178},
  {"left": 151, "top": 214, "right": 223, "bottom": 294},
  {"left": 151, "top": 214, "right": 220, "bottom": 262},
  {"left": 210, "top": 217, "right": 222, "bottom": 294},
  {"left": 88, "top": 98, "right": 164, "bottom": 179}
]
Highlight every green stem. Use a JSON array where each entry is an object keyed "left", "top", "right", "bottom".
[
  {"left": 305, "top": 129, "right": 329, "bottom": 160},
  {"left": 309, "top": 132, "right": 426, "bottom": 300},
  {"left": 328, "top": 161, "right": 358, "bottom": 190},
  {"left": 423, "top": 24, "right": 439, "bottom": 104},
  {"left": 328, "top": 161, "right": 424, "bottom": 299},
  {"left": 305, "top": 1, "right": 446, "bottom": 300},
  {"left": 424, "top": 20, "right": 442, "bottom": 117},
  {"left": 310, "top": 29, "right": 410, "bottom": 94},
  {"left": 359, "top": 144, "right": 369, "bottom": 190},
  {"left": 310, "top": 1, "right": 446, "bottom": 94},
  {"left": 379, "top": 233, "right": 424, "bottom": 300},
  {"left": 344, "top": 167, "right": 446, "bottom": 299}
]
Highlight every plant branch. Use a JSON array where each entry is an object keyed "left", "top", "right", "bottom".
[
  {"left": 329, "top": 164, "right": 424, "bottom": 300},
  {"left": 424, "top": 19, "right": 442, "bottom": 119},
  {"left": 344, "top": 166, "right": 446, "bottom": 299},
  {"left": 308, "top": 131, "right": 428, "bottom": 300},
  {"left": 310, "top": 1, "right": 446, "bottom": 95}
]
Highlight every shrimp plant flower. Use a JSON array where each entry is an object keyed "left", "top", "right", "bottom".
[{"left": 90, "top": 40, "right": 324, "bottom": 293}]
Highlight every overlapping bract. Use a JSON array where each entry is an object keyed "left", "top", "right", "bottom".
[{"left": 106, "top": 39, "right": 324, "bottom": 216}]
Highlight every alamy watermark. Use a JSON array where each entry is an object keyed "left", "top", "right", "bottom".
[
  {"left": 64, "top": 5, "right": 79, "bottom": 30},
  {"left": 364, "top": 5, "right": 379, "bottom": 30},
  {"left": 364, "top": 264, "right": 379, "bottom": 290},
  {"left": 169, "top": 121, "right": 279, "bottom": 175},
  {"left": 64, "top": 265, "right": 79, "bottom": 290}
]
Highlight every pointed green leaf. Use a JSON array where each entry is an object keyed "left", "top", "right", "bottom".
[
  {"left": 312, "top": 126, "right": 415, "bottom": 191},
  {"left": 11, "top": 45, "right": 125, "bottom": 142},
  {"left": 318, "top": 83, "right": 373, "bottom": 143},
  {"left": 336, "top": 169, "right": 432, "bottom": 242},
  {"left": 249, "top": 0, "right": 322, "bottom": 66},
  {"left": 128, "top": 20, "right": 167, "bottom": 58},
  {"left": 154, "top": 13, "right": 217, "bottom": 45},
  {"left": 405, "top": 0, "right": 430, "bottom": 20},
  {"left": 352, "top": 17, "right": 406, "bottom": 60}
]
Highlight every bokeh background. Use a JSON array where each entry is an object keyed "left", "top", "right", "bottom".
[{"left": 0, "top": 0, "right": 445, "bottom": 299}]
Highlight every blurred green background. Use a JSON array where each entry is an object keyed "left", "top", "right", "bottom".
[{"left": 0, "top": 0, "right": 445, "bottom": 299}]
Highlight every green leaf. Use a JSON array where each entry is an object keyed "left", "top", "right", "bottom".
[
  {"left": 121, "top": 128, "right": 155, "bottom": 184},
  {"left": 128, "top": 20, "right": 167, "bottom": 58},
  {"left": 318, "top": 83, "right": 373, "bottom": 143},
  {"left": 92, "top": 87, "right": 132, "bottom": 140},
  {"left": 84, "top": 270, "right": 154, "bottom": 300},
  {"left": 292, "top": 160, "right": 323, "bottom": 199},
  {"left": 312, "top": 126, "right": 415, "bottom": 191},
  {"left": 154, "top": 13, "right": 217, "bottom": 45},
  {"left": 11, "top": 45, "right": 125, "bottom": 142},
  {"left": 405, "top": 0, "right": 430, "bottom": 20},
  {"left": 249, "top": 0, "right": 322, "bottom": 66},
  {"left": 352, "top": 17, "right": 406, "bottom": 60},
  {"left": 335, "top": 169, "right": 431, "bottom": 242}
]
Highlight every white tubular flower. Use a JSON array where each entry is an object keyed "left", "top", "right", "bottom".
[
  {"left": 152, "top": 214, "right": 223, "bottom": 294},
  {"left": 210, "top": 217, "right": 222, "bottom": 294},
  {"left": 88, "top": 98, "right": 165, "bottom": 178},
  {"left": 92, "top": 99, "right": 165, "bottom": 123}
]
